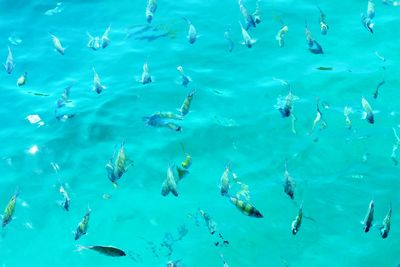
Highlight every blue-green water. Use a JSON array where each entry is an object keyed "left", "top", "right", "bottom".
[{"left": 1, "top": 0, "right": 400, "bottom": 266}]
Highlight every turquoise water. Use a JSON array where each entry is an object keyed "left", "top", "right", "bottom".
[{"left": 1, "top": 0, "right": 400, "bottom": 266}]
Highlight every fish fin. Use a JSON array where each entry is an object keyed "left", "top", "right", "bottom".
[
  {"left": 183, "top": 17, "right": 191, "bottom": 25},
  {"left": 361, "top": 111, "right": 367, "bottom": 120},
  {"left": 251, "top": 39, "right": 257, "bottom": 45}
]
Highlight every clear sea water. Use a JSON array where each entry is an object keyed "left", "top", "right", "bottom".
[{"left": 1, "top": 0, "right": 400, "bottom": 266}]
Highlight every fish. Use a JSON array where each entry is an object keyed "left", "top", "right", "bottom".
[
  {"left": 146, "top": 0, "right": 157, "bottom": 23},
  {"left": 391, "top": 128, "right": 400, "bottom": 165},
  {"left": 238, "top": 0, "right": 256, "bottom": 30},
  {"left": 239, "top": 22, "right": 256, "bottom": 48},
  {"left": 309, "top": 40, "right": 323, "bottom": 54},
  {"left": 59, "top": 185, "right": 70, "bottom": 211},
  {"left": 141, "top": 62, "right": 152, "bottom": 84},
  {"left": 276, "top": 25, "right": 288, "bottom": 48},
  {"left": 224, "top": 28, "right": 234, "bottom": 52},
  {"left": 166, "top": 259, "right": 183, "bottom": 267},
  {"left": 291, "top": 204, "right": 303, "bottom": 235},
  {"left": 177, "top": 145, "right": 191, "bottom": 180},
  {"left": 316, "top": 67, "right": 333, "bottom": 71},
  {"left": 105, "top": 141, "right": 133, "bottom": 186},
  {"left": 367, "top": 0, "right": 375, "bottom": 19},
  {"left": 177, "top": 66, "right": 190, "bottom": 87},
  {"left": 58, "top": 83, "right": 73, "bottom": 107},
  {"left": 305, "top": 20, "right": 314, "bottom": 48},
  {"left": 2, "top": 188, "right": 19, "bottom": 228},
  {"left": 4, "top": 46, "right": 15, "bottom": 74},
  {"left": 199, "top": 209, "right": 217, "bottom": 235},
  {"left": 50, "top": 34, "right": 65, "bottom": 55},
  {"left": 74, "top": 207, "right": 91, "bottom": 240},
  {"left": 44, "top": 2, "right": 64, "bottom": 16},
  {"left": 87, "top": 32, "right": 101, "bottom": 50},
  {"left": 26, "top": 91, "right": 50, "bottom": 97},
  {"left": 310, "top": 97, "right": 327, "bottom": 133},
  {"left": 343, "top": 106, "right": 352, "bottom": 129},
  {"left": 92, "top": 67, "right": 107, "bottom": 94},
  {"left": 318, "top": 6, "right": 329, "bottom": 35},
  {"left": 277, "top": 83, "right": 295, "bottom": 115},
  {"left": 16, "top": 72, "right": 27, "bottom": 86},
  {"left": 362, "top": 200, "right": 374, "bottom": 233},
  {"left": 181, "top": 153, "right": 191, "bottom": 169},
  {"left": 278, "top": 85, "right": 294, "bottom": 118},
  {"left": 361, "top": 97, "right": 374, "bottom": 124},
  {"left": 77, "top": 245, "right": 126, "bottom": 257},
  {"left": 373, "top": 68, "right": 386, "bottom": 99},
  {"left": 143, "top": 114, "right": 182, "bottom": 131},
  {"left": 179, "top": 89, "right": 196, "bottom": 117},
  {"left": 183, "top": 17, "right": 197, "bottom": 44},
  {"left": 304, "top": 22, "right": 323, "bottom": 54},
  {"left": 283, "top": 160, "right": 295, "bottom": 199},
  {"left": 228, "top": 195, "right": 263, "bottom": 218},
  {"left": 101, "top": 25, "right": 111, "bottom": 49},
  {"left": 378, "top": 203, "right": 392, "bottom": 238},
  {"left": 220, "top": 253, "right": 229, "bottom": 267},
  {"left": 161, "top": 164, "right": 178, "bottom": 197},
  {"left": 220, "top": 163, "right": 230, "bottom": 196},
  {"left": 253, "top": 0, "right": 261, "bottom": 24},
  {"left": 373, "top": 80, "right": 385, "bottom": 99},
  {"left": 361, "top": 0, "right": 375, "bottom": 33}
]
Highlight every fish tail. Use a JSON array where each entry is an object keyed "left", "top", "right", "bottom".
[
  {"left": 13, "top": 187, "right": 20, "bottom": 198},
  {"left": 75, "top": 244, "right": 89, "bottom": 252}
]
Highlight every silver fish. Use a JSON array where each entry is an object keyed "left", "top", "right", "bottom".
[
  {"left": 87, "top": 32, "right": 101, "bottom": 50},
  {"left": 379, "top": 203, "right": 392, "bottom": 238},
  {"left": 101, "top": 25, "right": 111, "bottom": 49},
  {"left": 183, "top": 17, "right": 197, "bottom": 44},
  {"left": 4, "top": 46, "right": 15, "bottom": 74},
  {"left": 146, "top": 0, "right": 157, "bottom": 23},
  {"left": 239, "top": 22, "right": 256, "bottom": 48},
  {"left": 50, "top": 34, "right": 65, "bottom": 55},
  {"left": 161, "top": 164, "right": 178, "bottom": 197},
  {"left": 224, "top": 28, "right": 234, "bottom": 52},
  {"left": 92, "top": 67, "right": 107, "bottom": 94},
  {"left": 362, "top": 200, "right": 374, "bottom": 233},
  {"left": 177, "top": 66, "right": 190, "bottom": 87},
  {"left": 238, "top": 0, "right": 256, "bottom": 30},
  {"left": 141, "top": 62, "right": 152, "bottom": 84}
]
